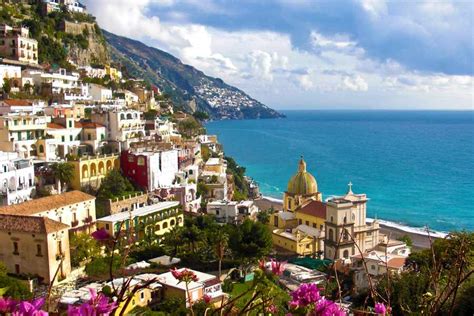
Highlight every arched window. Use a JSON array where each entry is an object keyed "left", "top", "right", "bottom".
[
  {"left": 120, "top": 113, "right": 125, "bottom": 120},
  {"left": 343, "top": 250, "right": 349, "bottom": 259},
  {"left": 330, "top": 216, "right": 334, "bottom": 223},
  {"left": 343, "top": 229, "right": 349, "bottom": 241},
  {"left": 170, "top": 219, "right": 175, "bottom": 226},
  {"left": 39, "top": 144, "right": 44, "bottom": 154},
  {"left": 329, "top": 229, "right": 334, "bottom": 241},
  {"left": 162, "top": 222, "right": 168, "bottom": 229}
]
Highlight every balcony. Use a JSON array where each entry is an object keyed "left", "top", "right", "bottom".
[
  {"left": 71, "top": 220, "right": 79, "bottom": 227},
  {"left": 83, "top": 216, "right": 93, "bottom": 224},
  {"left": 56, "top": 252, "right": 65, "bottom": 261}
]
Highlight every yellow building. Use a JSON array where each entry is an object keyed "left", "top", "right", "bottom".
[
  {"left": 0, "top": 214, "right": 71, "bottom": 284},
  {"left": 105, "top": 65, "right": 122, "bottom": 82},
  {"left": 70, "top": 154, "right": 119, "bottom": 190},
  {"left": 96, "top": 201, "right": 183, "bottom": 243},
  {"left": 283, "top": 157, "right": 322, "bottom": 212},
  {"left": 272, "top": 158, "right": 326, "bottom": 256}
]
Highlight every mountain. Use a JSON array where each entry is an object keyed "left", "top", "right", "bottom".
[{"left": 103, "top": 31, "right": 284, "bottom": 119}]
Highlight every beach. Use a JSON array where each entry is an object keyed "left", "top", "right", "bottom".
[{"left": 254, "top": 196, "right": 445, "bottom": 250}]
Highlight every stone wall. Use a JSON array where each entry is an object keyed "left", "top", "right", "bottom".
[{"left": 107, "top": 192, "right": 148, "bottom": 215}]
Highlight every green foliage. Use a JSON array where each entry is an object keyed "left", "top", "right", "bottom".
[
  {"left": 85, "top": 256, "right": 124, "bottom": 278},
  {"left": 0, "top": 262, "right": 7, "bottom": 276},
  {"left": 397, "top": 234, "right": 413, "bottom": 247},
  {"left": 2, "top": 78, "right": 11, "bottom": 94},
  {"left": 0, "top": 275, "right": 32, "bottom": 300},
  {"left": 256, "top": 210, "right": 271, "bottom": 224},
  {"left": 193, "top": 111, "right": 209, "bottom": 121},
  {"left": 229, "top": 219, "right": 272, "bottom": 266},
  {"left": 144, "top": 110, "right": 158, "bottom": 120},
  {"left": 177, "top": 117, "right": 203, "bottom": 138},
  {"left": 201, "top": 145, "right": 211, "bottom": 162},
  {"left": 225, "top": 156, "right": 249, "bottom": 200},
  {"left": 153, "top": 297, "right": 187, "bottom": 315},
  {"left": 196, "top": 181, "right": 209, "bottom": 198},
  {"left": 50, "top": 162, "right": 74, "bottom": 190},
  {"left": 222, "top": 278, "right": 234, "bottom": 293},
  {"left": 97, "top": 170, "right": 136, "bottom": 200},
  {"left": 129, "top": 245, "right": 165, "bottom": 262},
  {"left": 70, "top": 234, "right": 101, "bottom": 267}
]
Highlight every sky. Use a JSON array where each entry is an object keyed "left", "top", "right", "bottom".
[{"left": 83, "top": 0, "right": 473, "bottom": 110}]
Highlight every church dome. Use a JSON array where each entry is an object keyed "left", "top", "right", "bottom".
[{"left": 287, "top": 157, "right": 318, "bottom": 195}]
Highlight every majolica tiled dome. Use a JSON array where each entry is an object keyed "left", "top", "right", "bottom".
[{"left": 287, "top": 157, "right": 318, "bottom": 195}]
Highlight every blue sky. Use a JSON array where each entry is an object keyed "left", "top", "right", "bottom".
[{"left": 84, "top": 0, "right": 473, "bottom": 110}]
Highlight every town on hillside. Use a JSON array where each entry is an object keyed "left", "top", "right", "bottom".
[{"left": 0, "top": 1, "right": 471, "bottom": 315}]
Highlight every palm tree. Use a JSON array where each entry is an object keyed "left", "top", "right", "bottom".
[
  {"left": 51, "top": 162, "right": 74, "bottom": 193},
  {"left": 182, "top": 225, "right": 203, "bottom": 254},
  {"left": 214, "top": 231, "right": 229, "bottom": 279},
  {"left": 161, "top": 226, "right": 185, "bottom": 259}
]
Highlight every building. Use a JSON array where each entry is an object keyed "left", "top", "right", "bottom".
[
  {"left": 156, "top": 268, "right": 223, "bottom": 307},
  {"left": 271, "top": 158, "right": 325, "bottom": 256},
  {"left": 283, "top": 157, "right": 322, "bottom": 212},
  {"left": 44, "top": 117, "right": 82, "bottom": 158},
  {"left": 0, "top": 214, "right": 71, "bottom": 284},
  {"left": 116, "top": 89, "right": 139, "bottom": 106},
  {"left": 69, "top": 154, "right": 119, "bottom": 190},
  {"left": 351, "top": 250, "right": 406, "bottom": 292},
  {"left": 0, "top": 24, "right": 38, "bottom": 65},
  {"left": 324, "top": 184, "right": 380, "bottom": 260},
  {"left": 0, "top": 151, "right": 35, "bottom": 205},
  {"left": 0, "top": 112, "right": 48, "bottom": 158},
  {"left": 120, "top": 149, "right": 178, "bottom": 191},
  {"left": 0, "top": 99, "right": 45, "bottom": 115},
  {"left": 207, "top": 200, "right": 259, "bottom": 224},
  {"left": 105, "top": 192, "right": 148, "bottom": 216},
  {"left": 0, "top": 65, "right": 21, "bottom": 89},
  {"left": 91, "top": 109, "right": 145, "bottom": 150},
  {"left": 76, "top": 121, "right": 107, "bottom": 154},
  {"left": 88, "top": 84, "right": 112, "bottom": 102},
  {"left": 25, "top": 68, "right": 86, "bottom": 97},
  {"left": 200, "top": 157, "right": 227, "bottom": 200},
  {"left": 96, "top": 201, "right": 182, "bottom": 242},
  {"left": 63, "top": 0, "right": 86, "bottom": 13},
  {"left": 0, "top": 190, "right": 96, "bottom": 235}
]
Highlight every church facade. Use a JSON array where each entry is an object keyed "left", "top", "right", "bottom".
[{"left": 271, "top": 157, "right": 381, "bottom": 260}]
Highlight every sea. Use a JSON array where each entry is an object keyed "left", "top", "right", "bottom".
[{"left": 206, "top": 110, "right": 474, "bottom": 233}]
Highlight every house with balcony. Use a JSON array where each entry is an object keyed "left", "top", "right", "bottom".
[
  {"left": 0, "top": 24, "right": 38, "bottom": 65},
  {"left": 96, "top": 201, "right": 182, "bottom": 242},
  {"left": 120, "top": 148, "right": 178, "bottom": 192},
  {"left": 207, "top": 200, "right": 260, "bottom": 224},
  {"left": 91, "top": 109, "right": 145, "bottom": 150},
  {"left": 0, "top": 65, "right": 22, "bottom": 91},
  {"left": 0, "top": 190, "right": 96, "bottom": 235},
  {"left": 69, "top": 154, "right": 119, "bottom": 190},
  {"left": 0, "top": 113, "right": 48, "bottom": 158},
  {"left": 0, "top": 151, "right": 35, "bottom": 205},
  {"left": 42, "top": 117, "right": 82, "bottom": 159},
  {"left": 0, "top": 99, "right": 46, "bottom": 115},
  {"left": 88, "top": 83, "right": 112, "bottom": 102},
  {"left": 200, "top": 157, "right": 228, "bottom": 200},
  {"left": 0, "top": 214, "right": 71, "bottom": 284}
]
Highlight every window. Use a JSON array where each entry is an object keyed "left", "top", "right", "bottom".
[
  {"left": 298, "top": 219, "right": 302, "bottom": 225},
  {"left": 313, "top": 223, "right": 316, "bottom": 228},
  {"left": 330, "top": 216, "right": 334, "bottom": 223},
  {"left": 329, "top": 229, "right": 334, "bottom": 241},
  {"left": 140, "top": 292, "right": 144, "bottom": 300},
  {"left": 101, "top": 134, "right": 105, "bottom": 140},
  {"left": 13, "top": 242, "right": 19, "bottom": 255},
  {"left": 14, "top": 120, "right": 18, "bottom": 126},
  {"left": 273, "top": 215, "right": 278, "bottom": 227},
  {"left": 343, "top": 250, "right": 349, "bottom": 259},
  {"left": 68, "top": 121, "right": 72, "bottom": 128},
  {"left": 36, "top": 244, "right": 42, "bottom": 257},
  {"left": 305, "top": 220, "right": 309, "bottom": 226},
  {"left": 69, "top": 135, "right": 73, "bottom": 141},
  {"left": 215, "top": 210, "right": 219, "bottom": 215},
  {"left": 367, "top": 231, "right": 372, "bottom": 236},
  {"left": 137, "top": 157, "right": 145, "bottom": 166},
  {"left": 15, "top": 264, "right": 20, "bottom": 274},
  {"left": 88, "top": 134, "right": 91, "bottom": 140},
  {"left": 61, "top": 136, "right": 65, "bottom": 142}
]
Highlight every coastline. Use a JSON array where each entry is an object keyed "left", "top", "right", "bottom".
[{"left": 254, "top": 196, "right": 447, "bottom": 250}]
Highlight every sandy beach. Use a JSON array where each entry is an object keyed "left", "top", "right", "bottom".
[{"left": 254, "top": 196, "right": 443, "bottom": 250}]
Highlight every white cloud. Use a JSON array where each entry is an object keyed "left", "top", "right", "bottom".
[
  {"left": 360, "top": 0, "right": 387, "bottom": 18},
  {"left": 342, "top": 75, "right": 369, "bottom": 92},
  {"left": 84, "top": 0, "right": 474, "bottom": 109}
]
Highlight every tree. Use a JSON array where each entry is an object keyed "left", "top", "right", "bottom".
[
  {"left": 161, "top": 226, "right": 185, "bottom": 259},
  {"left": 229, "top": 219, "right": 272, "bottom": 272},
  {"left": 97, "top": 170, "right": 135, "bottom": 199},
  {"left": 397, "top": 234, "right": 413, "bottom": 247},
  {"left": 257, "top": 210, "right": 271, "bottom": 225},
  {"left": 193, "top": 111, "right": 209, "bottom": 121},
  {"left": 0, "top": 275, "right": 32, "bottom": 300},
  {"left": 50, "top": 162, "right": 74, "bottom": 192},
  {"left": 213, "top": 231, "right": 229, "bottom": 279},
  {"left": 70, "top": 234, "right": 101, "bottom": 267},
  {"left": 181, "top": 224, "right": 204, "bottom": 253},
  {"left": 2, "top": 78, "right": 11, "bottom": 94}
]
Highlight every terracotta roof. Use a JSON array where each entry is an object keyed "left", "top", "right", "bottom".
[
  {"left": 75, "top": 121, "right": 105, "bottom": 128},
  {"left": 296, "top": 199, "right": 326, "bottom": 219},
  {"left": 0, "top": 214, "right": 69, "bottom": 234},
  {"left": 47, "top": 122, "right": 65, "bottom": 129},
  {"left": 387, "top": 257, "right": 406, "bottom": 269},
  {"left": 3, "top": 99, "right": 32, "bottom": 106},
  {"left": 0, "top": 191, "right": 95, "bottom": 216}
]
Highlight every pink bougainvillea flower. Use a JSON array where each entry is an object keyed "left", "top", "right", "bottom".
[
  {"left": 203, "top": 294, "right": 211, "bottom": 304},
  {"left": 67, "top": 288, "right": 117, "bottom": 316},
  {"left": 266, "top": 304, "right": 278, "bottom": 314},
  {"left": 13, "top": 298, "right": 48, "bottom": 316},
  {"left": 270, "top": 258, "right": 287, "bottom": 276},
  {"left": 170, "top": 268, "right": 198, "bottom": 283},
  {"left": 91, "top": 228, "right": 111, "bottom": 241},
  {"left": 0, "top": 297, "right": 17, "bottom": 313},
  {"left": 290, "top": 283, "right": 321, "bottom": 307},
  {"left": 312, "top": 297, "right": 346, "bottom": 316},
  {"left": 258, "top": 258, "right": 266, "bottom": 270},
  {"left": 374, "top": 302, "right": 387, "bottom": 315}
]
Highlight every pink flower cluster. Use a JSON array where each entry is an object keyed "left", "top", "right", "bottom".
[
  {"left": 374, "top": 302, "right": 387, "bottom": 315},
  {"left": 258, "top": 258, "right": 287, "bottom": 276},
  {"left": 170, "top": 268, "right": 199, "bottom": 283},
  {"left": 288, "top": 283, "right": 346, "bottom": 316},
  {"left": 67, "top": 289, "right": 117, "bottom": 316},
  {"left": 0, "top": 297, "right": 47, "bottom": 316}
]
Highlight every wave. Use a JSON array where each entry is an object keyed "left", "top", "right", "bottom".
[{"left": 260, "top": 196, "right": 448, "bottom": 239}]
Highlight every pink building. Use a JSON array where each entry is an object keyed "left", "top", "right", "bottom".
[{"left": 0, "top": 24, "right": 38, "bottom": 65}]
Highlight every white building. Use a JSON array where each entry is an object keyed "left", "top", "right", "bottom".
[
  {"left": 200, "top": 157, "right": 228, "bottom": 200},
  {"left": 0, "top": 99, "right": 46, "bottom": 115},
  {"left": 25, "top": 68, "right": 81, "bottom": 94},
  {"left": 88, "top": 83, "right": 112, "bottom": 102},
  {"left": 0, "top": 113, "right": 48, "bottom": 158},
  {"left": 0, "top": 152, "right": 34, "bottom": 205},
  {"left": 91, "top": 109, "right": 145, "bottom": 150},
  {"left": 63, "top": 0, "right": 86, "bottom": 13},
  {"left": 0, "top": 25, "right": 38, "bottom": 65},
  {"left": 207, "top": 200, "right": 259, "bottom": 224},
  {"left": 0, "top": 65, "right": 21, "bottom": 88}
]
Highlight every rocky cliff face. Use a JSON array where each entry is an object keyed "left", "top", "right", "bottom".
[
  {"left": 62, "top": 21, "right": 108, "bottom": 66},
  {"left": 104, "top": 31, "right": 284, "bottom": 119}
]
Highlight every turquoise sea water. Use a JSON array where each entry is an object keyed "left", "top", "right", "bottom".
[{"left": 206, "top": 110, "right": 474, "bottom": 232}]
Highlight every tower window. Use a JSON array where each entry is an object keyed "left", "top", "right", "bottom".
[
  {"left": 13, "top": 242, "right": 19, "bottom": 255},
  {"left": 36, "top": 244, "right": 42, "bottom": 256}
]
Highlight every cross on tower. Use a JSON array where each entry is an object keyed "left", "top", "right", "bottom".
[{"left": 347, "top": 181, "right": 353, "bottom": 194}]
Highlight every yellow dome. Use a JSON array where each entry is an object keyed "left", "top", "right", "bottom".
[{"left": 287, "top": 157, "right": 318, "bottom": 195}]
